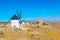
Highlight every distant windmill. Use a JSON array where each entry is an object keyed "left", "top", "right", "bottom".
[{"left": 2, "top": 10, "right": 22, "bottom": 29}]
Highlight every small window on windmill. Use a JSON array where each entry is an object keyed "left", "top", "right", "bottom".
[{"left": 14, "top": 25, "right": 16, "bottom": 28}]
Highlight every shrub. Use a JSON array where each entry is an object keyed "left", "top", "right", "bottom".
[
  {"left": 31, "top": 34, "right": 34, "bottom": 38},
  {"left": 43, "top": 23, "right": 46, "bottom": 25}
]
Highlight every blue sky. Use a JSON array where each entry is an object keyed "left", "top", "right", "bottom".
[{"left": 0, "top": 0, "right": 60, "bottom": 22}]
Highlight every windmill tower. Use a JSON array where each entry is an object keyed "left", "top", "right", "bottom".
[{"left": 10, "top": 14, "right": 20, "bottom": 28}]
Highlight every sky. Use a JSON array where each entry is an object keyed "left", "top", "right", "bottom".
[{"left": 0, "top": 0, "right": 60, "bottom": 22}]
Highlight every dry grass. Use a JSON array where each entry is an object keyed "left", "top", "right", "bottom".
[{"left": 0, "top": 21, "right": 60, "bottom": 40}]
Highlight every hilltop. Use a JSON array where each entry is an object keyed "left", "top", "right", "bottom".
[{"left": 0, "top": 20, "right": 60, "bottom": 40}]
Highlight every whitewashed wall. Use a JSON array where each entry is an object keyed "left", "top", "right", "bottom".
[{"left": 11, "top": 20, "right": 20, "bottom": 28}]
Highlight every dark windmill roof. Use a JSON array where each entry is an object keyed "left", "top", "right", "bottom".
[{"left": 11, "top": 14, "right": 19, "bottom": 20}]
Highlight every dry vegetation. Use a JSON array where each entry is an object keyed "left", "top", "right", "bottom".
[{"left": 0, "top": 20, "right": 60, "bottom": 40}]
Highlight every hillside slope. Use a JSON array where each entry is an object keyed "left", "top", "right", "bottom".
[{"left": 0, "top": 21, "right": 60, "bottom": 40}]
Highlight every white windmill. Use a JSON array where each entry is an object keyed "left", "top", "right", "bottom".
[
  {"left": 10, "top": 14, "right": 20, "bottom": 28},
  {"left": 2, "top": 10, "right": 22, "bottom": 29},
  {"left": 11, "top": 11, "right": 21, "bottom": 28}
]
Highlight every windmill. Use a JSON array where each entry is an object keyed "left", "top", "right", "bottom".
[{"left": 2, "top": 10, "right": 22, "bottom": 29}]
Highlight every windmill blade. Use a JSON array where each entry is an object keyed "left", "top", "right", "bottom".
[
  {"left": 16, "top": 10, "right": 20, "bottom": 19},
  {"left": 16, "top": 10, "right": 22, "bottom": 23},
  {"left": 20, "top": 11, "right": 21, "bottom": 18},
  {"left": 2, "top": 19, "right": 11, "bottom": 27},
  {"left": 2, "top": 14, "right": 14, "bottom": 27},
  {"left": 19, "top": 11, "right": 22, "bottom": 23}
]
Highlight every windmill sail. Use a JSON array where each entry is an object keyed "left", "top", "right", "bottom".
[
  {"left": 16, "top": 10, "right": 22, "bottom": 23},
  {"left": 16, "top": 11, "right": 20, "bottom": 19},
  {"left": 20, "top": 11, "right": 22, "bottom": 23},
  {"left": 2, "top": 18, "right": 11, "bottom": 27},
  {"left": 2, "top": 14, "right": 16, "bottom": 27}
]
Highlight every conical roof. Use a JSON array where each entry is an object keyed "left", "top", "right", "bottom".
[{"left": 11, "top": 14, "right": 19, "bottom": 20}]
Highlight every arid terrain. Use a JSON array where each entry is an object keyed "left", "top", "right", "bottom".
[{"left": 0, "top": 20, "right": 60, "bottom": 40}]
